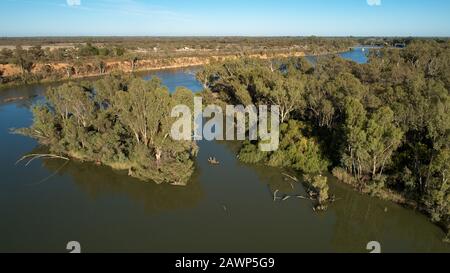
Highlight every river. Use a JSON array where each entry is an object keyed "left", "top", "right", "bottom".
[{"left": 0, "top": 48, "right": 448, "bottom": 253}]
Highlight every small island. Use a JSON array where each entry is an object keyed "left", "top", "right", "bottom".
[{"left": 18, "top": 74, "right": 199, "bottom": 185}]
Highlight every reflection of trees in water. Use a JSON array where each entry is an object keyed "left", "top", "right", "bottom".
[
  {"left": 0, "top": 95, "right": 38, "bottom": 109},
  {"left": 0, "top": 83, "right": 48, "bottom": 107},
  {"left": 40, "top": 155, "right": 205, "bottom": 214},
  {"left": 215, "top": 140, "right": 242, "bottom": 155},
  {"left": 5, "top": 97, "right": 37, "bottom": 109},
  {"left": 254, "top": 166, "right": 304, "bottom": 195},
  {"left": 216, "top": 140, "right": 305, "bottom": 195},
  {"left": 211, "top": 139, "right": 449, "bottom": 252},
  {"left": 329, "top": 181, "right": 449, "bottom": 252}
]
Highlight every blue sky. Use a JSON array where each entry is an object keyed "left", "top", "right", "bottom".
[{"left": 0, "top": 0, "right": 449, "bottom": 37}]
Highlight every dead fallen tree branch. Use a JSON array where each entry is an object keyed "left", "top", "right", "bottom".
[
  {"left": 282, "top": 173, "right": 299, "bottom": 182},
  {"left": 273, "top": 189, "right": 280, "bottom": 201},
  {"left": 16, "top": 154, "right": 70, "bottom": 167}
]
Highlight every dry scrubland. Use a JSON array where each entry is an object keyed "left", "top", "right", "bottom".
[{"left": 0, "top": 37, "right": 364, "bottom": 86}]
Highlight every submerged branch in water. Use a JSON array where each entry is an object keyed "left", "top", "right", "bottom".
[
  {"left": 282, "top": 173, "right": 299, "bottom": 183},
  {"left": 29, "top": 161, "right": 70, "bottom": 186},
  {"left": 273, "top": 189, "right": 279, "bottom": 201},
  {"left": 15, "top": 154, "right": 70, "bottom": 167}
]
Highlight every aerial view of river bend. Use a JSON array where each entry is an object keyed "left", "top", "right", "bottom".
[{"left": 0, "top": 48, "right": 448, "bottom": 253}]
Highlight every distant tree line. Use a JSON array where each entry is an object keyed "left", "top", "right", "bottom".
[
  {"left": 0, "top": 37, "right": 358, "bottom": 87},
  {"left": 3, "top": 37, "right": 442, "bottom": 88}
]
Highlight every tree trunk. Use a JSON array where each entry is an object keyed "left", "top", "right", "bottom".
[
  {"left": 372, "top": 157, "right": 377, "bottom": 179},
  {"left": 133, "top": 131, "right": 140, "bottom": 144},
  {"left": 155, "top": 148, "right": 162, "bottom": 165}
]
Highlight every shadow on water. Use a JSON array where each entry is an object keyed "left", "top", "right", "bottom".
[
  {"left": 40, "top": 157, "right": 205, "bottom": 215},
  {"left": 328, "top": 180, "right": 448, "bottom": 252}
]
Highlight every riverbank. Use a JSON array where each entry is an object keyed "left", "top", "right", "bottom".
[
  {"left": 331, "top": 167, "right": 449, "bottom": 242},
  {"left": 0, "top": 51, "right": 307, "bottom": 90}
]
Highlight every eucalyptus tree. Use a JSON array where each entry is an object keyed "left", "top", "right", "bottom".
[
  {"left": 12, "top": 45, "right": 33, "bottom": 75},
  {"left": 94, "top": 58, "right": 107, "bottom": 74},
  {"left": 342, "top": 98, "right": 403, "bottom": 184},
  {"left": 19, "top": 76, "right": 198, "bottom": 185}
]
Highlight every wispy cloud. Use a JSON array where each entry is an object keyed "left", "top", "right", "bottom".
[
  {"left": 367, "top": 0, "right": 381, "bottom": 6},
  {"left": 67, "top": 0, "right": 81, "bottom": 7}
]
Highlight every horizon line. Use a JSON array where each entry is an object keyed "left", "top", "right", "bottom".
[{"left": 1, "top": 35, "right": 449, "bottom": 39}]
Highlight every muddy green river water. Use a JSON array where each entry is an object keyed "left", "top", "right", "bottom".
[{"left": 0, "top": 49, "right": 448, "bottom": 252}]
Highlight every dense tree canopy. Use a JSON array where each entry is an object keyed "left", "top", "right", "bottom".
[
  {"left": 200, "top": 39, "right": 450, "bottom": 235},
  {"left": 19, "top": 73, "right": 198, "bottom": 185}
]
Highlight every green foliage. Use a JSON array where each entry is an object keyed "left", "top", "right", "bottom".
[
  {"left": 239, "top": 120, "right": 329, "bottom": 174},
  {"left": 0, "top": 48, "right": 14, "bottom": 64},
  {"left": 332, "top": 167, "right": 356, "bottom": 186},
  {"left": 238, "top": 142, "right": 268, "bottom": 164},
  {"left": 79, "top": 43, "right": 100, "bottom": 57},
  {"left": 201, "top": 39, "right": 450, "bottom": 236},
  {"left": 445, "top": 231, "right": 450, "bottom": 244},
  {"left": 12, "top": 46, "right": 34, "bottom": 75},
  {"left": 20, "top": 75, "right": 198, "bottom": 185},
  {"left": 342, "top": 98, "right": 403, "bottom": 182},
  {"left": 304, "top": 174, "right": 330, "bottom": 205},
  {"left": 199, "top": 58, "right": 308, "bottom": 124},
  {"left": 12, "top": 38, "right": 450, "bottom": 237},
  {"left": 423, "top": 149, "right": 450, "bottom": 224}
]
